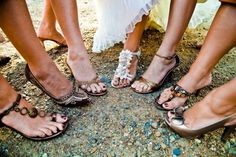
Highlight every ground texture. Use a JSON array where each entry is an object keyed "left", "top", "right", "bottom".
[{"left": 0, "top": 0, "right": 236, "bottom": 157}]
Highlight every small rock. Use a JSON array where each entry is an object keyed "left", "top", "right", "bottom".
[
  {"left": 173, "top": 148, "right": 182, "bottom": 156},
  {"left": 130, "top": 121, "right": 137, "bottom": 128},
  {"left": 145, "top": 122, "right": 151, "bottom": 127},
  {"left": 154, "top": 131, "right": 161, "bottom": 137},
  {"left": 161, "top": 143, "right": 167, "bottom": 149},
  {"left": 154, "top": 144, "right": 161, "bottom": 151},
  {"left": 151, "top": 122, "right": 158, "bottom": 129},
  {"left": 42, "top": 153, "right": 48, "bottom": 157},
  {"left": 195, "top": 139, "right": 201, "bottom": 144}
]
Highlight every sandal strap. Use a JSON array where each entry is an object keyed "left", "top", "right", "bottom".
[
  {"left": 171, "top": 84, "right": 191, "bottom": 97},
  {"left": 0, "top": 94, "right": 46, "bottom": 121},
  {"left": 155, "top": 53, "right": 176, "bottom": 60},
  {"left": 0, "top": 94, "right": 21, "bottom": 120},
  {"left": 114, "top": 49, "right": 141, "bottom": 80}
]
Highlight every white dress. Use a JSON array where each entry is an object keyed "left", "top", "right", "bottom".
[{"left": 92, "top": 0, "right": 220, "bottom": 53}]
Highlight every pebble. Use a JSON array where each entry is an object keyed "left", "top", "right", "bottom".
[
  {"left": 154, "top": 144, "right": 161, "bottom": 151},
  {"left": 161, "top": 143, "right": 167, "bottom": 149},
  {"left": 42, "top": 153, "right": 48, "bottom": 157},
  {"left": 154, "top": 131, "right": 161, "bottom": 137},
  {"left": 195, "top": 139, "right": 201, "bottom": 144},
  {"left": 130, "top": 121, "right": 137, "bottom": 128},
  {"left": 151, "top": 122, "right": 159, "bottom": 129},
  {"left": 170, "top": 135, "right": 176, "bottom": 142},
  {"left": 145, "top": 122, "right": 151, "bottom": 127},
  {"left": 173, "top": 148, "right": 182, "bottom": 156}
]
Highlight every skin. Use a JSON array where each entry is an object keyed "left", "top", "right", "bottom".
[
  {"left": 131, "top": 0, "right": 199, "bottom": 92},
  {"left": 37, "top": 0, "right": 66, "bottom": 45},
  {"left": 38, "top": 0, "right": 106, "bottom": 94},
  {"left": 111, "top": 15, "right": 148, "bottom": 88},
  {"left": 158, "top": 2, "right": 236, "bottom": 110},
  {"left": 0, "top": 0, "right": 70, "bottom": 138}
]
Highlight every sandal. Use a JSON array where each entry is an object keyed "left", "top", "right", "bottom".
[
  {"left": 165, "top": 107, "right": 236, "bottom": 141},
  {"left": 38, "top": 37, "right": 67, "bottom": 48},
  {"left": 65, "top": 59, "right": 107, "bottom": 96},
  {"left": 0, "top": 94, "right": 69, "bottom": 141},
  {"left": 111, "top": 49, "right": 141, "bottom": 89},
  {"left": 131, "top": 54, "right": 179, "bottom": 94},
  {"left": 155, "top": 84, "right": 199, "bottom": 111},
  {"left": 25, "top": 64, "right": 89, "bottom": 106},
  {"left": 77, "top": 76, "right": 107, "bottom": 96}
]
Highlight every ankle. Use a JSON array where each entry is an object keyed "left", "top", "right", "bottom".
[{"left": 0, "top": 91, "right": 18, "bottom": 113}]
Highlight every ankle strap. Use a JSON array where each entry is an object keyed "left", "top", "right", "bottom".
[
  {"left": 155, "top": 53, "right": 176, "bottom": 60},
  {"left": 0, "top": 94, "right": 21, "bottom": 120}
]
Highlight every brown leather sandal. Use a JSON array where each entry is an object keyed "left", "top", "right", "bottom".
[
  {"left": 165, "top": 107, "right": 236, "bottom": 141},
  {"left": 25, "top": 64, "right": 89, "bottom": 106},
  {"left": 131, "top": 54, "right": 179, "bottom": 94},
  {"left": 155, "top": 84, "right": 198, "bottom": 111},
  {"left": 0, "top": 94, "right": 69, "bottom": 141}
]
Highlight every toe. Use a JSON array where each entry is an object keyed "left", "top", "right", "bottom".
[{"left": 98, "top": 82, "right": 106, "bottom": 91}]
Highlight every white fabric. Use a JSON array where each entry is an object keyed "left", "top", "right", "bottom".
[
  {"left": 93, "top": 0, "right": 220, "bottom": 53},
  {"left": 93, "top": 0, "right": 159, "bottom": 52}
]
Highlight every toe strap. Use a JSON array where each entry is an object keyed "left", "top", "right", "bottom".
[{"left": 168, "top": 107, "right": 185, "bottom": 125}]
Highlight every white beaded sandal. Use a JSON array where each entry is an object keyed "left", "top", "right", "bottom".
[{"left": 111, "top": 49, "right": 141, "bottom": 88}]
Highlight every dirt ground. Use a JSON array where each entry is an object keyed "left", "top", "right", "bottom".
[{"left": 0, "top": 0, "right": 236, "bottom": 157}]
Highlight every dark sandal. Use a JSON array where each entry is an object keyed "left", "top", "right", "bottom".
[
  {"left": 155, "top": 84, "right": 195, "bottom": 111},
  {"left": 0, "top": 94, "right": 69, "bottom": 141},
  {"left": 165, "top": 107, "right": 236, "bottom": 140},
  {"left": 77, "top": 76, "right": 107, "bottom": 96},
  {"left": 131, "top": 54, "right": 179, "bottom": 94},
  {"left": 25, "top": 64, "right": 89, "bottom": 106}
]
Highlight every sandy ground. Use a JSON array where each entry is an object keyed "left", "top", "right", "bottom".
[{"left": 0, "top": 0, "right": 236, "bottom": 157}]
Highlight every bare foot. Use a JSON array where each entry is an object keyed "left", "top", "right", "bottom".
[
  {"left": 157, "top": 73, "right": 212, "bottom": 110},
  {"left": 37, "top": 24, "right": 66, "bottom": 46},
  {"left": 112, "top": 50, "right": 139, "bottom": 88},
  {"left": 66, "top": 51, "right": 106, "bottom": 94},
  {"left": 0, "top": 91, "right": 68, "bottom": 139},
  {"left": 131, "top": 53, "right": 176, "bottom": 92}
]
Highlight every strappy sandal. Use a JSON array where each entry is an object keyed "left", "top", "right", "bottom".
[
  {"left": 131, "top": 54, "right": 179, "bottom": 94},
  {"left": 111, "top": 49, "right": 141, "bottom": 89},
  {"left": 77, "top": 76, "right": 107, "bottom": 96},
  {"left": 165, "top": 107, "right": 236, "bottom": 141},
  {"left": 155, "top": 84, "right": 198, "bottom": 111},
  {"left": 25, "top": 64, "right": 89, "bottom": 106},
  {"left": 0, "top": 94, "right": 69, "bottom": 141}
]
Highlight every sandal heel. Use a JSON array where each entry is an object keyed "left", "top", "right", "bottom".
[{"left": 221, "top": 125, "right": 236, "bottom": 142}]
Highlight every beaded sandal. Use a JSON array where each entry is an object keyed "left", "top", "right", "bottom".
[
  {"left": 165, "top": 107, "right": 236, "bottom": 141},
  {"left": 131, "top": 54, "right": 179, "bottom": 94},
  {"left": 25, "top": 64, "right": 89, "bottom": 106},
  {"left": 111, "top": 49, "right": 141, "bottom": 89},
  {"left": 0, "top": 94, "right": 69, "bottom": 141},
  {"left": 155, "top": 84, "right": 199, "bottom": 111}
]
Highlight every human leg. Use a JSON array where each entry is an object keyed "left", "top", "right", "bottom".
[
  {"left": 111, "top": 15, "right": 148, "bottom": 88},
  {"left": 132, "top": 0, "right": 198, "bottom": 93},
  {"left": 49, "top": 0, "right": 106, "bottom": 95},
  {"left": 37, "top": 0, "right": 66, "bottom": 47},
  {"left": 157, "top": 2, "right": 236, "bottom": 110},
  {"left": 0, "top": 0, "right": 88, "bottom": 105}
]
